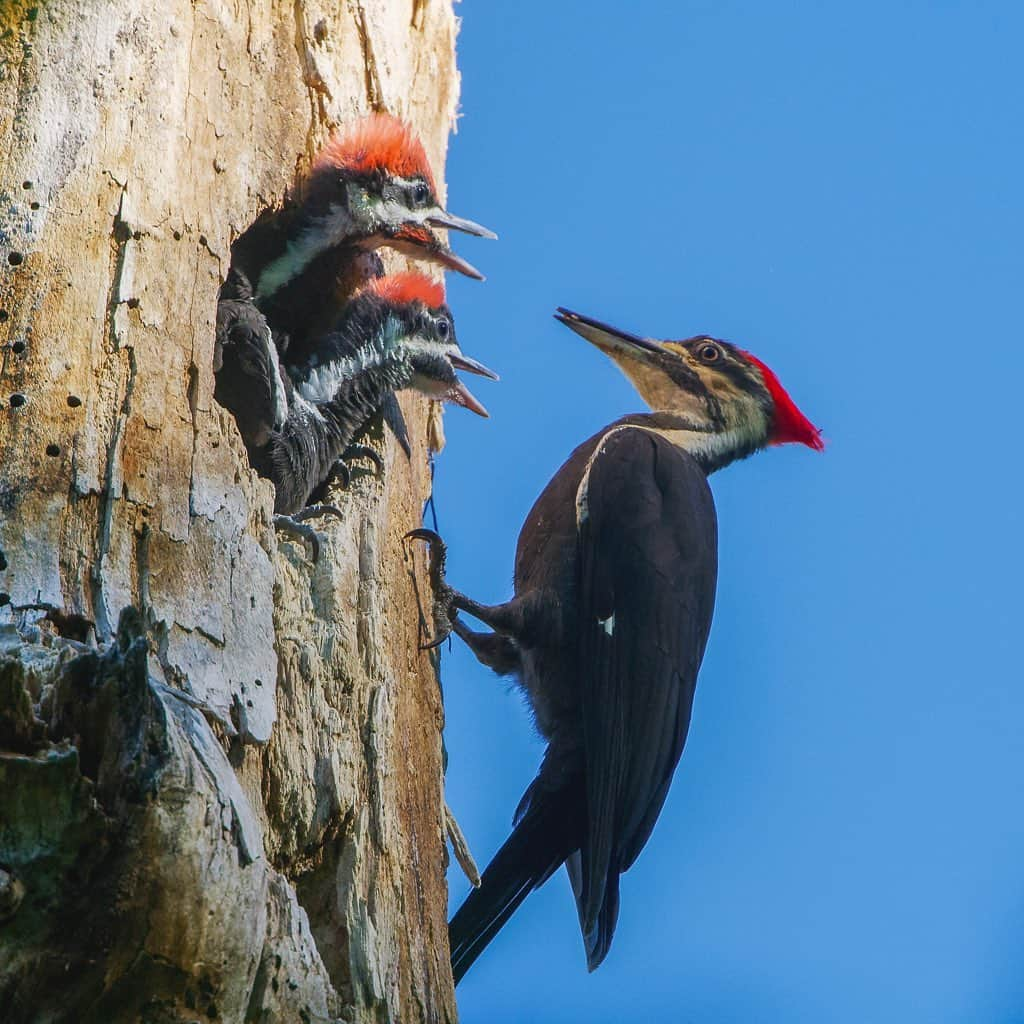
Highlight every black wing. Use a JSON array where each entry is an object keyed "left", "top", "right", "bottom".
[
  {"left": 214, "top": 289, "right": 289, "bottom": 450},
  {"left": 573, "top": 426, "right": 718, "bottom": 967}
]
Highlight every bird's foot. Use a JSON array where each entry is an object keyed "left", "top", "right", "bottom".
[
  {"left": 315, "top": 446, "right": 385, "bottom": 497},
  {"left": 342, "top": 443, "right": 385, "bottom": 477},
  {"left": 273, "top": 504, "right": 344, "bottom": 562},
  {"left": 321, "top": 443, "right": 385, "bottom": 493},
  {"left": 404, "top": 527, "right": 459, "bottom": 649}
]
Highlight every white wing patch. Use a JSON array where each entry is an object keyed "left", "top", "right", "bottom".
[
  {"left": 598, "top": 613, "right": 615, "bottom": 636},
  {"left": 263, "top": 321, "right": 289, "bottom": 430},
  {"left": 296, "top": 329, "right": 452, "bottom": 404},
  {"left": 256, "top": 204, "right": 357, "bottom": 299},
  {"left": 575, "top": 425, "right": 640, "bottom": 529},
  {"left": 297, "top": 353, "right": 368, "bottom": 403}
]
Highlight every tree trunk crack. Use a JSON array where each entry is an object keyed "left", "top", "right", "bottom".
[
  {"left": 347, "top": 0, "right": 385, "bottom": 112},
  {"left": 92, "top": 189, "right": 140, "bottom": 640}
]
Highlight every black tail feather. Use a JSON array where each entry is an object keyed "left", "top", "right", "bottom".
[
  {"left": 449, "top": 788, "right": 581, "bottom": 984},
  {"left": 566, "top": 848, "right": 621, "bottom": 972}
]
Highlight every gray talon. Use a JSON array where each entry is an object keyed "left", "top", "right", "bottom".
[
  {"left": 343, "top": 443, "right": 385, "bottom": 476},
  {"left": 404, "top": 528, "right": 457, "bottom": 648},
  {"left": 291, "top": 503, "right": 344, "bottom": 523},
  {"left": 274, "top": 515, "right": 326, "bottom": 561}
]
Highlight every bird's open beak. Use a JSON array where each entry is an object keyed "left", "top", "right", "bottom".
[
  {"left": 431, "top": 243, "right": 486, "bottom": 281},
  {"left": 447, "top": 380, "right": 489, "bottom": 418},
  {"left": 554, "top": 308, "right": 665, "bottom": 362},
  {"left": 446, "top": 351, "right": 497, "bottom": 418},
  {"left": 450, "top": 352, "right": 499, "bottom": 381},
  {"left": 427, "top": 210, "right": 498, "bottom": 240},
  {"left": 390, "top": 225, "right": 486, "bottom": 280}
]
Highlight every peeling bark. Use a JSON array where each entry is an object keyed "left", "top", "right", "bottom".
[{"left": 0, "top": 1, "right": 460, "bottom": 1020}]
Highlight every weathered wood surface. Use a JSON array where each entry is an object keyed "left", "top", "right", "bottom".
[{"left": 0, "top": 1, "right": 461, "bottom": 1020}]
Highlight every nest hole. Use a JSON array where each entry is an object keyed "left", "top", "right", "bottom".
[
  {"left": 45, "top": 443, "right": 60, "bottom": 457},
  {"left": 8, "top": 394, "right": 26, "bottom": 408},
  {"left": 7, "top": 253, "right": 23, "bottom": 267}
]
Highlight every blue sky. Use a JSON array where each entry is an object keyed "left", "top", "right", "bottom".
[{"left": 433, "top": 3, "right": 1024, "bottom": 1021}]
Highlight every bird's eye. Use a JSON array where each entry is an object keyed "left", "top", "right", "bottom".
[
  {"left": 413, "top": 182, "right": 430, "bottom": 206},
  {"left": 436, "top": 317, "right": 450, "bottom": 339},
  {"left": 697, "top": 342, "right": 721, "bottom": 364}
]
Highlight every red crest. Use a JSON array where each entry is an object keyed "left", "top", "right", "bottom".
[
  {"left": 314, "top": 113, "right": 437, "bottom": 192},
  {"left": 364, "top": 271, "right": 446, "bottom": 310},
  {"left": 741, "top": 352, "right": 824, "bottom": 450}
]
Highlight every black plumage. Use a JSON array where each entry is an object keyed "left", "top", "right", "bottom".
[
  {"left": 227, "top": 202, "right": 386, "bottom": 365},
  {"left": 248, "top": 279, "right": 494, "bottom": 516},
  {"left": 212, "top": 117, "right": 495, "bottom": 528},
  {"left": 436, "top": 418, "right": 717, "bottom": 980},
  {"left": 412, "top": 306, "right": 821, "bottom": 981},
  {"left": 213, "top": 268, "right": 288, "bottom": 450},
  {"left": 250, "top": 360, "right": 407, "bottom": 516}
]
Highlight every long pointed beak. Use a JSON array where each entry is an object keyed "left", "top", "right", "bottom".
[
  {"left": 447, "top": 380, "right": 489, "bottom": 418},
  {"left": 554, "top": 307, "right": 665, "bottom": 361},
  {"left": 388, "top": 224, "right": 486, "bottom": 280},
  {"left": 432, "top": 243, "right": 486, "bottom": 281},
  {"left": 427, "top": 210, "right": 498, "bottom": 240},
  {"left": 450, "top": 351, "right": 499, "bottom": 381}
]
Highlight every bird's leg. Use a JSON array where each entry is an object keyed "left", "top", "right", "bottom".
[
  {"left": 273, "top": 504, "right": 344, "bottom": 563},
  {"left": 405, "top": 529, "right": 528, "bottom": 667},
  {"left": 451, "top": 618, "right": 521, "bottom": 676}
]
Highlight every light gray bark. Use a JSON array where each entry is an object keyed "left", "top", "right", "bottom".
[{"left": 0, "top": 1, "right": 461, "bottom": 1020}]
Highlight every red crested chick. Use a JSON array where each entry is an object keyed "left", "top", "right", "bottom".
[{"left": 251, "top": 113, "right": 495, "bottom": 303}]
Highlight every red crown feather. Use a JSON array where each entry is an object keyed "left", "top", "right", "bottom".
[
  {"left": 364, "top": 271, "right": 446, "bottom": 310},
  {"left": 741, "top": 351, "right": 824, "bottom": 450},
  {"left": 314, "top": 113, "right": 436, "bottom": 192}
]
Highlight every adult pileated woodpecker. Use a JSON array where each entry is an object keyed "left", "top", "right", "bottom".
[
  {"left": 252, "top": 272, "right": 496, "bottom": 521},
  {"left": 215, "top": 113, "right": 495, "bottom": 453},
  {"left": 409, "top": 308, "right": 822, "bottom": 982}
]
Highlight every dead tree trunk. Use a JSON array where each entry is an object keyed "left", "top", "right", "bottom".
[{"left": 0, "top": 1, "right": 461, "bottom": 1021}]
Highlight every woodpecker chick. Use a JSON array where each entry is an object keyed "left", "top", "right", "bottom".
[
  {"left": 258, "top": 113, "right": 495, "bottom": 298},
  {"left": 411, "top": 307, "right": 822, "bottom": 982},
  {"left": 253, "top": 272, "right": 497, "bottom": 517},
  {"left": 229, "top": 113, "right": 495, "bottom": 366}
]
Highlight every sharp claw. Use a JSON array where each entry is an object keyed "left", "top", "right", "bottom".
[
  {"left": 404, "top": 528, "right": 439, "bottom": 542},
  {"left": 419, "top": 631, "right": 451, "bottom": 652},
  {"left": 273, "top": 515, "right": 324, "bottom": 562},
  {"left": 405, "top": 528, "right": 456, "bottom": 648},
  {"left": 343, "top": 443, "right": 385, "bottom": 476},
  {"left": 332, "top": 460, "right": 352, "bottom": 491},
  {"left": 404, "top": 527, "right": 445, "bottom": 549},
  {"left": 405, "top": 526, "right": 448, "bottom": 568},
  {"left": 291, "top": 503, "right": 345, "bottom": 523}
]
